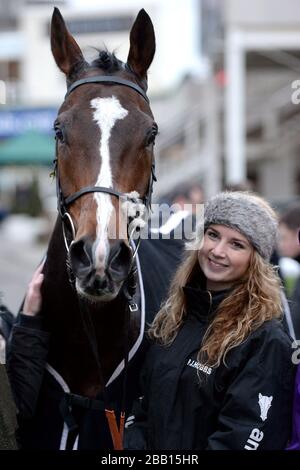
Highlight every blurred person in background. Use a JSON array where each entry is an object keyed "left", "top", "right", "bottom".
[
  {"left": 0, "top": 349, "right": 18, "bottom": 449},
  {"left": 152, "top": 183, "right": 205, "bottom": 241},
  {"left": 187, "top": 183, "right": 204, "bottom": 210},
  {"left": 0, "top": 304, "right": 14, "bottom": 361},
  {"left": 278, "top": 204, "right": 300, "bottom": 339},
  {"left": 125, "top": 191, "right": 295, "bottom": 450},
  {"left": 0, "top": 298, "right": 19, "bottom": 449}
]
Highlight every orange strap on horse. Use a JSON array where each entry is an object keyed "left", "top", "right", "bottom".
[{"left": 105, "top": 409, "right": 125, "bottom": 450}]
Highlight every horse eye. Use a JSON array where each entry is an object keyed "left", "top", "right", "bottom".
[
  {"left": 146, "top": 124, "right": 158, "bottom": 147},
  {"left": 54, "top": 125, "right": 65, "bottom": 143}
]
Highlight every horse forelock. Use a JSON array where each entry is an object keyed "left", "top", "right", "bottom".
[
  {"left": 90, "top": 50, "right": 123, "bottom": 73},
  {"left": 88, "top": 50, "right": 146, "bottom": 89}
]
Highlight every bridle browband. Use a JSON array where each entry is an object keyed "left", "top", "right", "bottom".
[
  {"left": 54, "top": 75, "right": 156, "bottom": 250},
  {"left": 65, "top": 75, "right": 149, "bottom": 103}
]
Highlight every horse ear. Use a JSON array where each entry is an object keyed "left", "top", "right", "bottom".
[
  {"left": 127, "top": 9, "right": 156, "bottom": 82},
  {"left": 51, "top": 7, "right": 85, "bottom": 77}
]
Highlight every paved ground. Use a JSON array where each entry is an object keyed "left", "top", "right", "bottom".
[{"left": 0, "top": 231, "right": 47, "bottom": 313}]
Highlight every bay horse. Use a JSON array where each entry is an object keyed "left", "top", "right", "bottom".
[{"left": 18, "top": 8, "right": 183, "bottom": 450}]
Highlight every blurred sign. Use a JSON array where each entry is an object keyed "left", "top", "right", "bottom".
[{"left": 0, "top": 107, "right": 57, "bottom": 138}]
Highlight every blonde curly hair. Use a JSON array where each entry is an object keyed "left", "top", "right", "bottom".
[{"left": 149, "top": 225, "right": 282, "bottom": 368}]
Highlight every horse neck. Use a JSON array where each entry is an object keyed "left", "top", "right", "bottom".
[{"left": 41, "top": 216, "right": 130, "bottom": 396}]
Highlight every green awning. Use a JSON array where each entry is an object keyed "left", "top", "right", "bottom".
[{"left": 0, "top": 131, "right": 55, "bottom": 165}]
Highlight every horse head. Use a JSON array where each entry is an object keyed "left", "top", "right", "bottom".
[{"left": 51, "top": 8, "right": 156, "bottom": 303}]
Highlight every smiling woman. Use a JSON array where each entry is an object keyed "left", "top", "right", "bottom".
[
  {"left": 198, "top": 225, "right": 253, "bottom": 291},
  {"left": 125, "top": 191, "right": 296, "bottom": 450}
]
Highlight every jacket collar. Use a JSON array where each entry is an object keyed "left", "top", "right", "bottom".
[{"left": 183, "top": 265, "right": 231, "bottom": 321}]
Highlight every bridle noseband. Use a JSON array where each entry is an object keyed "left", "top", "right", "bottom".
[{"left": 53, "top": 75, "right": 157, "bottom": 252}]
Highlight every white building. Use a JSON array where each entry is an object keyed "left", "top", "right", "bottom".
[
  {"left": 225, "top": 0, "right": 300, "bottom": 200},
  {"left": 0, "top": 0, "right": 207, "bottom": 105},
  {"left": 1, "top": 0, "right": 300, "bottom": 201},
  {"left": 0, "top": 0, "right": 221, "bottom": 200}
]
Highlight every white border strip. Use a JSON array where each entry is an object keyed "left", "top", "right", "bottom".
[
  {"left": 46, "top": 363, "right": 70, "bottom": 393},
  {"left": 281, "top": 290, "right": 296, "bottom": 340},
  {"left": 46, "top": 363, "right": 71, "bottom": 450}
]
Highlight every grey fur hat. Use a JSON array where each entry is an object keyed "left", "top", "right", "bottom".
[{"left": 204, "top": 191, "right": 278, "bottom": 261}]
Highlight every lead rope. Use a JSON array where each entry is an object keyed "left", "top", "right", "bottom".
[
  {"left": 104, "top": 302, "right": 130, "bottom": 450},
  {"left": 105, "top": 266, "right": 137, "bottom": 449},
  {"left": 119, "top": 266, "right": 137, "bottom": 444}
]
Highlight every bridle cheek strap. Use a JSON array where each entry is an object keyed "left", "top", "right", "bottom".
[{"left": 53, "top": 154, "right": 156, "bottom": 252}]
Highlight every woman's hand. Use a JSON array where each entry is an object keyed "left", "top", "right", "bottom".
[{"left": 23, "top": 262, "right": 45, "bottom": 316}]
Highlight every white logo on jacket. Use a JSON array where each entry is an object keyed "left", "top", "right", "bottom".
[
  {"left": 244, "top": 428, "right": 264, "bottom": 450},
  {"left": 258, "top": 393, "right": 273, "bottom": 421},
  {"left": 187, "top": 358, "right": 212, "bottom": 375}
]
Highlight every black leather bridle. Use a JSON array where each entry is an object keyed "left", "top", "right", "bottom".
[
  {"left": 52, "top": 75, "right": 155, "bottom": 449},
  {"left": 53, "top": 75, "right": 157, "bottom": 249}
]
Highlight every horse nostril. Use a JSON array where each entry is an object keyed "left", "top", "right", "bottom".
[
  {"left": 69, "top": 237, "right": 93, "bottom": 279},
  {"left": 108, "top": 241, "right": 132, "bottom": 282}
]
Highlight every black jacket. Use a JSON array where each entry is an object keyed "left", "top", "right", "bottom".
[
  {"left": 125, "top": 284, "right": 295, "bottom": 450},
  {"left": 0, "top": 305, "right": 50, "bottom": 425},
  {"left": 7, "top": 314, "right": 50, "bottom": 420}
]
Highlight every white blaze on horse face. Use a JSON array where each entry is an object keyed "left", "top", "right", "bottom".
[{"left": 91, "top": 96, "right": 128, "bottom": 272}]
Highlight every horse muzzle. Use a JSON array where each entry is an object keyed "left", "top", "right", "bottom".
[{"left": 69, "top": 236, "right": 132, "bottom": 300}]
